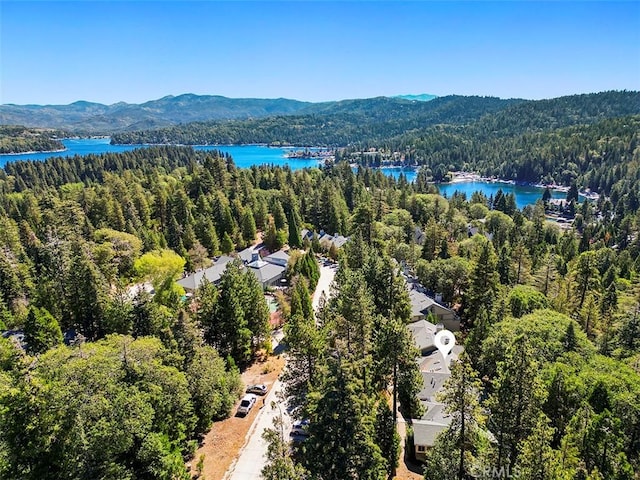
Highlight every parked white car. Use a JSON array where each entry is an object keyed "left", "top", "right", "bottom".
[{"left": 237, "top": 394, "right": 257, "bottom": 415}]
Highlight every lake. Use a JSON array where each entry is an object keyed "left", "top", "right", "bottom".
[
  {"left": 380, "top": 167, "right": 572, "bottom": 210},
  {"left": 1, "top": 138, "right": 563, "bottom": 209},
  {"left": 0, "top": 138, "right": 323, "bottom": 171}
]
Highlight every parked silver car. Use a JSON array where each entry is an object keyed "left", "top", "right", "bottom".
[
  {"left": 237, "top": 394, "right": 257, "bottom": 415},
  {"left": 246, "top": 384, "right": 268, "bottom": 395},
  {"left": 290, "top": 419, "right": 310, "bottom": 436}
]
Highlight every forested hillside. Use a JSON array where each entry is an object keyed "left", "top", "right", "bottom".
[
  {"left": 352, "top": 115, "right": 640, "bottom": 192},
  {"left": 0, "top": 143, "right": 638, "bottom": 478},
  {"left": 111, "top": 91, "right": 638, "bottom": 151},
  {"left": 0, "top": 125, "right": 65, "bottom": 154},
  {"left": 110, "top": 95, "right": 519, "bottom": 146}
]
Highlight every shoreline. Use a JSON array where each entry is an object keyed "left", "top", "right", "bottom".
[
  {"left": 0, "top": 140, "right": 601, "bottom": 201},
  {"left": 0, "top": 147, "right": 67, "bottom": 156},
  {"left": 110, "top": 141, "right": 337, "bottom": 149},
  {"left": 375, "top": 168, "right": 600, "bottom": 199}
]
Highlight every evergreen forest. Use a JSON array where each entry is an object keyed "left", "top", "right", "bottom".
[{"left": 0, "top": 90, "right": 639, "bottom": 480}]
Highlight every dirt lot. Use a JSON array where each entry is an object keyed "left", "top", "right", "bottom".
[
  {"left": 189, "top": 353, "right": 286, "bottom": 480},
  {"left": 396, "top": 464, "right": 424, "bottom": 479}
]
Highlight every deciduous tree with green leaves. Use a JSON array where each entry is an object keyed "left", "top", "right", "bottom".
[{"left": 134, "top": 249, "right": 186, "bottom": 307}]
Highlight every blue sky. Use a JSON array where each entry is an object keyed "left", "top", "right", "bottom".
[{"left": 1, "top": 1, "right": 639, "bottom": 105}]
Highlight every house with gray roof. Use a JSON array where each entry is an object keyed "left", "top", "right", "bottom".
[
  {"left": 413, "top": 226, "right": 426, "bottom": 245},
  {"left": 319, "top": 233, "right": 335, "bottom": 249},
  {"left": 331, "top": 235, "right": 349, "bottom": 249},
  {"left": 407, "top": 320, "right": 437, "bottom": 356},
  {"left": 264, "top": 250, "right": 290, "bottom": 267},
  {"left": 410, "top": 349, "right": 454, "bottom": 461},
  {"left": 412, "top": 420, "right": 450, "bottom": 462},
  {"left": 303, "top": 229, "right": 350, "bottom": 251},
  {"left": 406, "top": 317, "right": 466, "bottom": 461},
  {"left": 247, "top": 258, "right": 287, "bottom": 288},
  {"left": 301, "top": 228, "right": 314, "bottom": 242},
  {"left": 1, "top": 329, "right": 25, "bottom": 350},
  {"left": 177, "top": 255, "right": 234, "bottom": 292},
  {"left": 238, "top": 246, "right": 260, "bottom": 264},
  {"left": 408, "top": 284, "right": 460, "bottom": 332}
]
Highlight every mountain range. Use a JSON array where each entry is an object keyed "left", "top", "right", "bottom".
[
  {"left": 3, "top": 91, "right": 638, "bottom": 142},
  {"left": 0, "top": 94, "right": 318, "bottom": 132},
  {"left": 0, "top": 93, "right": 440, "bottom": 133}
]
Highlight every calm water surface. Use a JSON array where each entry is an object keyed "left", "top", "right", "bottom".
[
  {"left": 2, "top": 138, "right": 565, "bottom": 209},
  {"left": 0, "top": 138, "right": 322, "bottom": 170},
  {"left": 380, "top": 168, "right": 573, "bottom": 210}
]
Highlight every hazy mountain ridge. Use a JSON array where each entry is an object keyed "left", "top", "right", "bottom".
[
  {"left": 0, "top": 93, "right": 481, "bottom": 133},
  {"left": 2, "top": 91, "right": 637, "bottom": 139},
  {"left": 0, "top": 94, "right": 314, "bottom": 132}
]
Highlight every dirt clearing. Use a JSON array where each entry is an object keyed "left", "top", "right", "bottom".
[{"left": 189, "top": 354, "right": 286, "bottom": 480}]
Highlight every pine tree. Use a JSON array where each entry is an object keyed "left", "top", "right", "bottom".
[
  {"left": 421, "top": 218, "right": 440, "bottom": 261},
  {"left": 287, "top": 210, "right": 303, "bottom": 249},
  {"left": 271, "top": 198, "right": 287, "bottom": 230},
  {"left": 240, "top": 208, "right": 257, "bottom": 246},
  {"left": 330, "top": 269, "right": 375, "bottom": 362},
  {"left": 131, "top": 291, "right": 169, "bottom": 338},
  {"left": 487, "top": 336, "right": 544, "bottom": 472},
  {"left": 351, "top": 202, "right": 374, "bottom": 244},
  {"left": 439, "top": 237, "right": 450, "bottom": 259},
  {"left": 563, "top": 321, "right": 578, "bottom": 352},
  {"left": 542, "top": 365, "right": 578, "bottom": 448},
  {"left": 374, "top": 397, "right": 400, "bottom": 478},
  {"left": 567, "top": 183, "right": 579, "bottom": 203},
  {"left": 515, "top": 415, "right": 564, "bottom": 480},
  {"left": 464, "top": 308, "right": 492, "bottom": 368},
  {"left": 221, "top": 231, "right": 234, "bottom": 255},
  {"left": 283, "top": 306, "right": 325, "bottom": 417},
  {"left": 580, "top": 293, "right": 598, "bottom": 338},
  {"left": 303, "top": 353, "right": 387, "bottom": 480},
  {"left": 199, "top": 261, "right": 253, "bottom": 366},
  {"left": 23, "top": 306, "right": 63, "bottom": 355},
  {"left": 242, "top": 268, "right": 270, "bottom": 356},
  {"left": 172, "top": 310, "right": 203, "bottom": 366},
  {"left": 66, "top": 242, "right": 106, "bottom": 339},
  {"left": 435, "top": 353, "right": 486, "bottom": 480},
  {"left": 0, "top": 292, "right": 13, "bottom": 330},
  {"left": 262, "top": 410, "right": 310, "bottom": 480},
  {"left": 573, "top": 251, "right": 600, "bottom": 310},
  {"left": 289, "top": 278, "right": 314, "bottom": 322},
  {"left": 464, "top": 240, "right": 498, "bottom": 327},
  {"left": 497, "top": 245, "right": 511, "bottom": 285},
  {"left": 298, "top": 251, "right": 320, "bottom": 290},
  {"left": 264, "top": 217, "right": 279, "bottom": 251}
]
